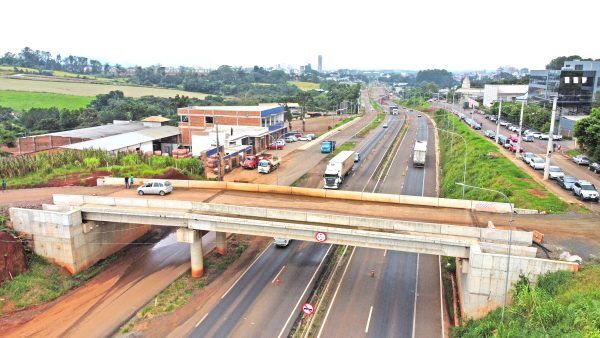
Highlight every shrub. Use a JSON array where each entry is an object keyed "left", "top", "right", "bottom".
[{"left": 83, "top": 157, "right": 100, "bottom": 170}]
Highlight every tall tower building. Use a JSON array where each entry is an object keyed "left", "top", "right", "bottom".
[{"left": 318, "top": 55, "right": 323, "bottom": 73}]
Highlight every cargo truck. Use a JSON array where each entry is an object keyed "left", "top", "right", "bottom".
[
  {"left": 323, "top": 150, "right": 355, "bottom": 189},
  {"left": 413, "top": 141, "right": 427, "bottom": 167},
  {"left": 257, "top": 155, "right": 281, "bottom": 174},
  {"left": 320, "top": 140, "right": 336, "bottom": 153}
]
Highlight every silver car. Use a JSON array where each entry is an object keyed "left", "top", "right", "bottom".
[
  {"left": 521, "top": 152, "right": 535, "bottom": 164},
  {"left": 548, "top": 166, "right": 565, "bottom": 180},
  {"left": 529, "top": 157, "right": 546, "bottom": 170},
  {"left": 137, "top": 180, "right": 173, "bottom": 196},
  {"left": 572, "top": 155, "right": 590, "bottom": 166}
]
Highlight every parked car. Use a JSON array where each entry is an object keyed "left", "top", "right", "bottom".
[
  {"left": 489, "top": 116, "right": 497, "bottom": 122},
  {"left": 530, "top": 132, "right": 542, "bottom": 139},
  {"left": 509, "top": 134, "right": 519, "bottom": 143},
  {"left": 539, "top": 133, "right": 550, "bottom": 140},
  {"left": 299, "top": 133, "right": 315, "bottom": 141},
  {"left": 484, "top": 130, "right": 496, "bottom": 139},
  {"left": 521, "top": 152, "right": 535, "bottom": 164},
  {"left": 267, "top": 142, "right": 284, "bottom": 150},
  {"left": 589, "top": 162, "right": 600, "bottom": 174},
  {"left": 499, "top": 121, "right": 510, "bottom": 127},
  {"left": 552, "top": 134, "right": 563, "bottom": 141},
  {"left": 284, "top": 135, "right": 297, "bottom": 142},
  {"left": 547, "top": 166, "right": 565, "bottom": 180},
  {"left": 529, "top": 157, "right": 546, "bottom": 170},
  {"left": 137, "top": 180, "right": 173, "bottom": 196},
  {"left": 472, "top": 122, "right": 482, "bottom": 130},
  {"left": 508, "top": 125, "right": 519, "bottom": 132},
  {"left": 557, "top": 175, "right": 577, "bottom": 190},
  {"left": 508, "top": 142, "right": 524, "bottom": 153},
  {"left": 572, "top": 180, "right": 599, "bottom": 202},
  {"left": 572, "top": 155, "right": 590, "bottom": 165},
  {"left": 522, "top": 134, "right": 534, "bottom": 142},
  {"left": 497, "top": 135, "right": 509, "bottom": 147}
]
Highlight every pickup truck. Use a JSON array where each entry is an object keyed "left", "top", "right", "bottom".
[
  {"left": 321, "top": 140, "right": 336, "bottom": 153},
  {"left": 242, "top": 155, "right": 259, "bottom": 169},
  {"left": 257, "top": 155, "right": 281, "bottom": 174}
]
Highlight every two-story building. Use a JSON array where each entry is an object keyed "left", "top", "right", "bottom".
[{"left": 177, "top": 105, "right": 286, "bottom": 154}]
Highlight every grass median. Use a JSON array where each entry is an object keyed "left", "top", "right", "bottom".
[{"left": 434, "top": 109, "right": 569, "bottom": 213}]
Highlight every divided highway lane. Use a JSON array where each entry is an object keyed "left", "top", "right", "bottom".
[{"left": 190, "top": 241, "right": 331, "bottom": 337}]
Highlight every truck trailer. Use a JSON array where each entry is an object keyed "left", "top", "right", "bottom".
[
  {"left": 323, "top": 150, "right": 355, "bottom": 189},
  {"left": 413, "top": 141, "right": 427, "bottom": 167}
]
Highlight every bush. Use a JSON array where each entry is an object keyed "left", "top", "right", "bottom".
[{"left": 83, "top": 157, "right": 100, "bottom": 170}]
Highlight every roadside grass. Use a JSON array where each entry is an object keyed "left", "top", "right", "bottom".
[
  {"left": 0, "top": 90, "right": 93, "bottom": 111},
  {"left": 290, "top": 173, "right": 309, "bottom": 187},
  {"left": 0, "top": 252, "right": 122, "bottom": 315},
  {"left": 357, "top": 113, "right": 385, "bottom": 138},
  {"left": 369, "top": 98, "right": 383, "bottom": 112},
  {"left": 333, "top": 116, "right": 356, "bottom": 129},
  {"left": 396, "top": 98, "right": 430, "bottom": 111},
  {"left": 330, "top": 141, "right": 356, "bottom": 157},
  {"left": 565, "top": 148, "right": 582, "bottom": 158},
  {"left": 435, "top": 110, "right": 569, "bottom": 213},
  {"left": 120, "top": 236, "right": 250, "bottom": 333},
  {"left": 288, "top": 81, "right": 320, "bottom": 91},
  {"left": 453, "top": 264, "right": 600, "bottom": 337}
]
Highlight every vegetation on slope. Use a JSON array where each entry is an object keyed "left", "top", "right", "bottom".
[
  {"left": 0, "top": 90, "right": 93, "bottom": 111},
  {"left": 434, "top": 109, "right": 568, "bottom": 213},
  {"left": 453, "top": 264, "right": 600, "bottom": 337}
]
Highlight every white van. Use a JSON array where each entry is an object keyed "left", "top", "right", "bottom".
[{"left": 274, "top": 238, "right": 290, "bottom": 247}]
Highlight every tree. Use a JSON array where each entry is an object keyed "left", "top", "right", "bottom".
[
  {"left": 574, "top": 108, "right": 600, "bottom": 161},
  {"left": 546, "top": 55, "right": 593, "bottom": 70}
]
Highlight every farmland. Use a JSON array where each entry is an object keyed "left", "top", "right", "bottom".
[
  {"left": 0, "top": 77, "right": 209, "bottom": 99},
  {"left": 288, "top": 81, "right": 320, "bottom": 91},
  {"left": 0, "top": 90, "right": 93, "bottom": 111}
]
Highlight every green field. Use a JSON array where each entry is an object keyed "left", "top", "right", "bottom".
[
  {"left": 0, "top": 77, "right": 209, "bottom": 99},
  {"left": 288, "top": 81, "right": 320, "bottom": 91},
  {"left": 0, "top": 65, "right": 113, "bottom": 82},
  {"left": 0, "top": 90, "right": 93, "bottom": 111},
  {"left": 435, "top": 110, "right": 570, "bottom": 213}
]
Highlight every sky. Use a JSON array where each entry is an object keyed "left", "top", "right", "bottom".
[{"left": 2, "top": 0, "right": 599, "bottom": 72}]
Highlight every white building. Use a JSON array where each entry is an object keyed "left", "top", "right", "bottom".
[
  {"left": 483, "top": 84, "right": 529, "bottom": 107},
  {"left": 190, "top": 125, "right": 271, "bottom": 157}
]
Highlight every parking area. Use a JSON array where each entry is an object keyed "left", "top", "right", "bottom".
[{"left": 443, "top": 106, "right": 600, "bottom": 207}]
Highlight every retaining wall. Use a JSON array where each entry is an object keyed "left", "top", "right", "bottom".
[
  {"left": 457, "top": 244, "right": 579, "bottom": 319},
  {"left": 96, "top": 177, "right": 513, "bottom": 213},
  {"left": 9, "top": 207, "right": 150, "bottom": 274}
]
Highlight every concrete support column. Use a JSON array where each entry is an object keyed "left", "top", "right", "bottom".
[
  {"left": 190, "top": 233, "right": 204, "bottom": 277},
  {"left": 216, "top": 231, "right": 227, "bottom": 255}
]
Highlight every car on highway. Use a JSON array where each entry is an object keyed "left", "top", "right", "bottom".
[
  {"left": 521, "top": 152, "right": 535, "bottom": 164},
  {"left": 382, "top": 123, "right": 388, "bottom": 128},
  {"left": 529, "top": 157, "right": 546, "bottom": 170},
  {"left": 354, "top": 152, "right": 361, "bottom": 162},
  {"left": 557, "top": 175, "right": 577, "bottom": 190},
  {"left": 273, "top": 238, "right": 290, "bottom": 247},
  {"left": 590, "top": 162, "right": 600, "bottom": 174},
  {"left": 547, "top": 166, "right": 565, "bottom": 180},
  {"left": 522, "top": 134, "right": 534, "bottom": 142},
  {"left": 137, "top": 180, "right": 173, "bottom": 196},
  {"left": 572, "top": 155, "right": 590, "bottom": 165},
  {"left": 572, "top": 180, "right": 599, "bottom": 202},
  {"left": 484, "top": 129, "right": 496, "bottom": 139}
]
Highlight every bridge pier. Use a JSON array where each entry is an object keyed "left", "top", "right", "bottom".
[
  {"left": 176, "top": 228, "right": 204, "bottom": 277},
  {"left": 216, "top": 232, "right": 227, "bottom": 255}
]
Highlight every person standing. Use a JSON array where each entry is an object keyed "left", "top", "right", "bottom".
[
  {"left": 129, "top": 174, "right": 134, "bottom": 189},
  {"left": 1, "top": 179, "right": 6, "bottom": 192},
  {"left": 124, "top": 176, "right": 129, "bottom": 189}
]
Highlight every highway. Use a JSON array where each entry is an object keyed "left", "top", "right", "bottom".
[
  {"left": 182, "top": 87, "right": 402, "bottom": 338},
  {"left": 317, "top": 104, "right": 443, "bottom": 338}
]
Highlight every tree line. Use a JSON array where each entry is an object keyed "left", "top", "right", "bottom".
[{"left": 574, "top": 108, "right": 600, "bottom": 161}]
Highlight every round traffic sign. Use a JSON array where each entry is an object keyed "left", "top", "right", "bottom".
[
  {"left": 315, "top": 232, "right": 327, "bottom": 243},
  {"left": 302, "top": 302, "right": 314, "bottom": 315}
]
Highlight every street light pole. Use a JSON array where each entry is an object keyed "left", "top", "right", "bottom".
[
  {"left": 515, "top": 99, "right": 525, "bottom": 157},
  {"left": 543, "top": 96, "right": 558, "bottom": 180},
  {"left": 455, "top": 182, "right": 514, "bottom": 325},
  {"left": 495, "top": 100, "right": 502, "bottom": 144}
]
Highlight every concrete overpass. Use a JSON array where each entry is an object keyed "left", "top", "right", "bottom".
[{"left": 9, "top": 180, "right": 578, "bottom": 318}]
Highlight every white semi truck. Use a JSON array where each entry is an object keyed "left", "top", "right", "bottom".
[
  {"left": 323, "top": 150, "right": 355, "bottom": 189},
  {"left": 413, "top": 141, "right": 427, "bottom": 167}
]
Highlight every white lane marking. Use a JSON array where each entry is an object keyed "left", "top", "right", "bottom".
[
  {"left": 278, "top": 244, "right": 333, "bottom": 338},
  {"left": 195, "top": 313, "right": 209, "bottom": 328},
  {"left": 365, "top": 305, "right": 374, "bottom": 333},
  {"left": 383, "top": 249, "right": 387, "bottom": 257},
  {"left": 221, "top": 242, "right": 271, "bottom": 299},
  {"left": 412, "top": 253, "right": 420, "bottom": 338},
  {"left": 439, "top": 255, "right": 445, "bottom": 338},
  {"left": 317, "top": 246, "right": 356, "bottom": 338},
  {"left": 272, "top": 265, "right": 286, "bottom": 283}
]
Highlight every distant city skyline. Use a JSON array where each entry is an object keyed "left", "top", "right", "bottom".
[{"left": 2, "top": 0, "right": 599, "bottom": 71}]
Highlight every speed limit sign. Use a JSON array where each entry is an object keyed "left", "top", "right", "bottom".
[
  {"left": 302, "top": 302, "right": 314, "bottom": 315},
  {"left": 315, "top": 232, "right": 327, "bottom": 243}
]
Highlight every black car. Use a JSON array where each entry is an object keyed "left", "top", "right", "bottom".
[{"left": 590, "top": 162, "right": 600, "bottom": 174}]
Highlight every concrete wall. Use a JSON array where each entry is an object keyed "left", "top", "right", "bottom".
[
  {"left": 457, "top": 244, "right": 579, "bottom": 319},
  {"left": 9, "top": 207, "right": 150, "bottom": 274},
  {"left": 96, "top": 177, "right": 513, "bottom": 213}
]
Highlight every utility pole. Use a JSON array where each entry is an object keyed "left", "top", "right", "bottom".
[
  {"left": 516, "top": 100, "right": 525, "bottom": 157},
  {"left": 215, "top": 122, "right": 221, "bottom": 181},
  {"left": 543, "top": 96, "right": 558, "bottom": 180},
  {"left": 495, "top": 100, "right": 502, "bottom": 144}
]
